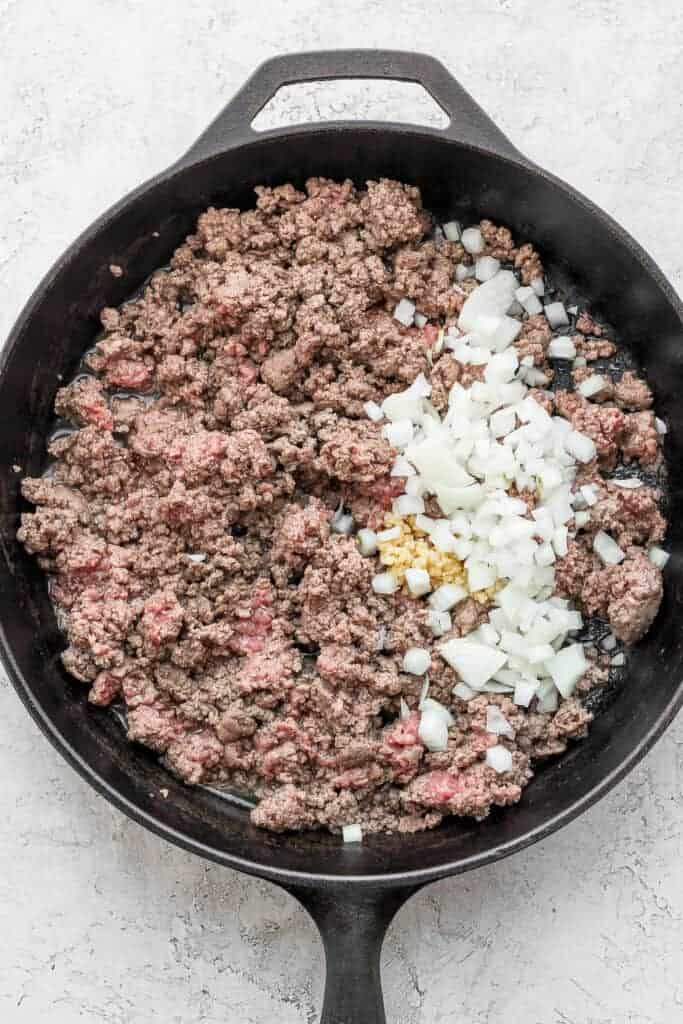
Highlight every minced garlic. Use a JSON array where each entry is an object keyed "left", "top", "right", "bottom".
[{"left": 376, "top": 514, "right": 499, "bottom": 603}]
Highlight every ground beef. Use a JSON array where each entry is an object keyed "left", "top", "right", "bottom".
[{"left": 18, "top": 179, "right": 667, "bottom": 836}]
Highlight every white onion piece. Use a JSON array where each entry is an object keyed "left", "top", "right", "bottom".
[
  {"left": 439, "top": 639, "right": 507, "bottom": 689},
  {"left": 574, "top": 510, "right": 590, "bottom": 529},
  {"left": 372, "top": 572, "right": 399, "bottom": 595},
  {"left": 364, "top": 400, "right": 384, "bottom": 422},
  {"left": 610, "top": 652, "right": 626, "bottom": 667},
  {"left": 405, "top": 567, "right": 432, "bottom": 597},
  {"left": 393, "top": 298, "right": 416, "bottom": 326},
  {"left": 548, "top": 336, "right": 576, "bottom": 359},
  {"left": 573, "top": 356, "right": 587, "bottom": 368},
  {"left": 420, "top": 697, "right": 455, "bottom": 726},
  {"left": 383, "top": 419, "right": 414, "bottom": 449},
  {"left": 544, "top": 302, "right": 570, "bottom": 328},
  {"left": 185, "top": 552, "right": 207, "bottom": 563},
  {"left": 414, "top": 312, "right": 428, "bottom": 329},
  {"left": 455, "top": 263, "right": 476, "bottom": 282},
  {"left": 567, "top": 305, "right": 578, "bottom": 315},
  {"left": 486, "top": 705, "right": 514, "bottom": 738},
  {"left": 546, "top": 643, "right": 589, "bottom": 698},
  {"left": 513, "top": 679, "right": 539, "bottom": 707},
  {"left": 565, "top": 431, "right": 596, "bottom": 464},
  {"left": 342, "top": 823, "right": 363, "bottom": 843},
  {"left": 399, "top": 697, "right": 411, "bottom": 720},
  {"left": 475, "top": 256, "right": 500, "bottom": 282},
  {"left": 391, "top": 454, "right": 416, "bottom": 477},
  {"left": 461, "top": 227, "right": 485, "bottom": 254},
  {"left": 486, "top": 744, "right": 513, "bottom": 773},
  {"left": 580, "top": 484, "right": 598, "bottom": 506},
  {"left": 394, "top": 494, "right": 425, "bottom": 517},
  {"left": 418, "top": 708, "right": 450, "bottom": 751},
  {"left": 648, "top": 546, "right": 670, "bottom": 569},
  {"left": 593, "top": 530, "right": 625, "bottom": 565},
  {"left": 429, "top": 583, "right": 468, "bottom": 612},
  {"left": 578, "top": 375, "right": 607, "bottom": 398},
  {"left": 403, "top": 647, "right": 431, "bottom": 675},
  {"left": 453, "top": 682, "right": 476, "bottom": 701},
  {"left": 601, "top": 633, "right": 617, "bottom": 652},
  {"left": 377, "top": 526, "right": 401, "bottom": 542},
  {"left": 530, "top": 277, "right": 545, "bottom": 297},
  {"left": 426, "top": 609, "right": 452, "bottom": 636},
  {"left": 458, "top": 271, "right": 517, "bottom": 333},
  {"left": 655, "top": 417, "right": 667, "bottom": 435},
  {"left": 357, "top": 528, "right": 378, "bottom": 556},
  {"left": 331, "top": 512, "right": 354, "bottom": 535},
  {"left": 610, "top": 477, "right": 642, "bottom": 489},
  {"left": 552, "top": 525, "right": 569, "bottom": 557},
  {"left": 405, "top": 476, "right": 427, "bottom": 497},
  {"left": 443, "top": 220, "right": 462, "bottom": 241}
]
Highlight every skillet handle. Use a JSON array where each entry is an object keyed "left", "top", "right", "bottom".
[
  {"left": 283, "top": 882, "right": 422, "bottom": 1024},
  {"left": 186, "top": 49, "right": 522, "bottom": 161}
]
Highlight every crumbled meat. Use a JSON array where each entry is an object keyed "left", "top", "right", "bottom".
[
  {"left": 18, "top": 181, "right": 667, "bottom": 836},
  {"left": 621, "top": 411, "right": 659, "bottom": 465},
  {"left": 614, "top": 371, "right": 653, "bottom": 411}
]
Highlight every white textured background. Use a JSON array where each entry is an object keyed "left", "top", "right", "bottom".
[{"left": 2, "top": 2, "right": 683, "bottom": 1021}]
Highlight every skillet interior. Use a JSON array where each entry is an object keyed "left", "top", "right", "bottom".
[{"left": 2, "top": 126, "right": 683, "bottom": 885}]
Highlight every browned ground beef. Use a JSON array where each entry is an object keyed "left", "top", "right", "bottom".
[{"left": 17, "top": 178, "right": 665, "bottom": 834}]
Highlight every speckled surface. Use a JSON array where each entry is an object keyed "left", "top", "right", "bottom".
[{"left": 2, "top": 3, "right": 683, "bottom": 1021}]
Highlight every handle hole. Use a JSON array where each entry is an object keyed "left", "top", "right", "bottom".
[{"left": 251, "top": 79, "right": 450, "bottom": 132}]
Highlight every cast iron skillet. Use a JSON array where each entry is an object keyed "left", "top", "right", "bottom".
[{"left": 2, "top": 49, "right": 683, "bottom": 1023}]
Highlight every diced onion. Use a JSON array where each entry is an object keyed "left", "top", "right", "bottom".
[
  {"left": 429, "top": 583, "right": 468, "bottom": 611},
  {"left": 185, "top": 552, "right": 207, "bottom": 563},
  {"left": 383, "top": 419, "right": 414, "bottom": 449},
  {"left": 394, "top": 494, "right": 425, "bottom": 517},
  {"left": 405, "top": 567, "right": 432, "bottom": 597},
  {"left": 486, "top": 744, "right": 513, "bottom": 773},
  {"left": 475, "top": 256, "right": 501, "bottom": 282},
  {"left": 544, "top": 302, "right": 570, "bottom": 328},
  {"left": 486, "top": 705, "right": 514, "bottom": 738},
  {"left": 578, "top": 375, "right": 607, "bottom": 398},
  {"left": 393, "top": 298, "right": 416, "bottom": 326},
  {"left": 593, "top": 530, "right": 625, "bottom": 565},
  {"left": 461, "top": 227, "right": 485, "bottom": 254},
  {"left": 399, "top": 697, "right": 411, "bottom": 720},
  {"left": 372, "top": 572, "right": 399, "bottom": 595},
  {"left": 648, "top": 546, "right": 670, "bottom": 569},
  {"left": 414, "top": 312, "right": 428, "bottom": 328},
  {"left": 453, "top": 682, "right": 475, "bottom": 701},
  {"left": 530, "top": 277, "right": 545, "bottom": 297},
  {"left": 405, "top": 476, "right": 427, "bottom": 497},
  {"left": 601, "top": 633, "right": 617, "bottom": 652},
  {"left": 655, "top": 417, "right": 667, "bottom": 435},
  {"left": 391, "top": 454, "right": 416, "bottom": 477},
  {"left": 566, "top": 431, "right": 596, "bottom": 463},
  {"left": 420, "top": 697, "right": 455, "bottom": 726},
  {"left": 418, "top": 707, "right": 450, "bottom": 751},
  {"left": 364, "top": 400, "right": 384, "bottom": 422},
  {"left": 513, "top": 679, "right": 539, "bottom": 707},
  {"left": 331, "top": 509, "right": 354, "bottom": 534},
  {"left": 403, "top": 647, "right": 432, "bottom": 675},
  {"left": 545, "top": 643, "right": 589, "bottom": 698},
  {"left": 610, "top": 652, "right": 626, "bottom": 667},
  {"left": 611, "top": 477, "right": 642, "bottom": 489},
  {"left": 455, "top": 263, "right": 476, "bottom": 282},
  {"left": 342, "top": 823, "right": 363, "bottom": 843},
  {"left": 426, "top": 609, "right": 452, "bottom": 636},
  {"left": 574, "top": 510, "right": 590, "bottom": 529},
  {"left": 580, "top": 484, "right": 598, "bottom": 506},
  {"left": 443, "top": 220, "right": 462, "bottom": 241},
  {"left": 357, "top": 528, "right": 378, "bottom": 556},
  {"left": 439, "top": 639, "right": 507, "bottom": 689},
  {"left": 377, "top": 526, "right": 401, "bottom": 542},
  {"left": 548, "top": 336, "right": 576, "bottom": 359}
]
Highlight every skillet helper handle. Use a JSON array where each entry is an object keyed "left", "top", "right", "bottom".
[
  {"left": 284, "top": 883, "right": 421, "bottom": 1024},
  {"left": 186, "top": 48, "right": 522, "bottom": 161}
]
